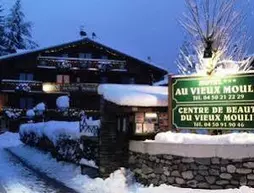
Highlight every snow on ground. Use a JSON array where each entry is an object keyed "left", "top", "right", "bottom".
[
  {"left": 1, "top": 132, "right": 253, "bottom": 193},
  {"left": 0, "top": 132, "right": 58, "bottom": 193},
  {"left": 98, "top": 84, "right": 168, "bottom": 107},
  {"left": 7, "top": 144, "right": 254, "bottom": 193},
  {"left": 0, "top": 132, "right": 22, "bottom": 148},
  {"left": 1, "top": 132, "right": 254, "bottom": 193},
  {"left": 153, "top": 132, "right": 254, "bottom": 144},
  {"left": 79, "top": 158, "right": 98, "bottom": 169}
]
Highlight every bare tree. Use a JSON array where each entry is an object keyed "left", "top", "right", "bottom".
[{"left": 176, "top": 0, "right": 251, "bottom": 75}]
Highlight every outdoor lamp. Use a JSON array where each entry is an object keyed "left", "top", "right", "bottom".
[
  {"left": 203, "top": 39, "right": 213, "bottom": 59},
  {"left": 203, "top": 47, "right": 213, "bottom": 58}
]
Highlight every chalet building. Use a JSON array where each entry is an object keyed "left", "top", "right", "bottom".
[{"left": 0, "top": 38, "right": 167, "bottom": 123}]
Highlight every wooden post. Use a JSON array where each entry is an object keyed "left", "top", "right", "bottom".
[{"left": 168, "top": 74, "right": 173, "bottom": 131}]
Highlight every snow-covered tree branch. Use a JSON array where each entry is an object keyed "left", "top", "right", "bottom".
[{"left": 176, "top": 0, "right": 251, "bottom": 75}]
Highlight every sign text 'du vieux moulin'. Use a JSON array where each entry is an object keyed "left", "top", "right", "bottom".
[{"left": 171, "top": 73, "right": 254, "bottom": 130}]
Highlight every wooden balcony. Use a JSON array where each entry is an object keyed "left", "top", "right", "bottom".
[
  {"left": 42, "top": 83, "right": 98, "bottom": 93},
  {"left": 1, "top": 79, "right": 43, "bottom": 93},
  {"left": 37, "top": 56, "right": 127, "bottom": 71}
]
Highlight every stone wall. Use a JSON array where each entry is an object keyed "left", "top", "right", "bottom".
[{"left": 129, "top": 141, "right": 254, "bottom": 189}]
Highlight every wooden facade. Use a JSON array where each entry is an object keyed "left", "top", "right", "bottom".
[{"left": 0, "top": 38, "right": 167, "bottom": 122}]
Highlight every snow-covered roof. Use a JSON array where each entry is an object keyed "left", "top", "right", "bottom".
[
  {"left": 98, "top": 84, "right": 168, "bottom": 107},
  {"left": 0, "top": 38, "right": 168, "bottom": 74},
  {"left": 153, "top": 77, "right": 168, "bottom": 86}
]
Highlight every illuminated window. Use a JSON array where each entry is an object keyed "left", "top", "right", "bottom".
[
  {"left": 57, "top": 75, "right": 70, "bottom": 84},
  {"left": 145, "top": 113, "right": 158, "bottom": 123},
  {"left": 134, "top": 112, "right": 158, "bottom": 134}
]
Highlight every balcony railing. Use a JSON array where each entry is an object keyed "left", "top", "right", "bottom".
[
  {"left": 37, "top": 56, "right": 127, "bottom": 71},
  {"left": 42, "top": 83, "right": 98, "bottom": 93},
  {"left": 1, "top": 79, "right": 43, "bottom": 93}
]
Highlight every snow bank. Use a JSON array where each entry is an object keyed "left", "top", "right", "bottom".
[
  {"left": 20, "top": 121, "right": 80, "bottom": 145},
  {"left": 56, "top": 96, "right": 69, "bottom": 110},
  {"left": 98, "top": 84, "right": 168, "bottom": 107},
  {"left": 0, "top": 132, "right": 21, "bottom": 148},
  {"left": 153, "top": 132, "right": 254, "bottom": 144}
]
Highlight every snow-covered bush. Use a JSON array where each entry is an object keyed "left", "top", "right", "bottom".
[
  {"left": 15, "top": 83, "right": 31, "bottom": 92},
  {"left": 34, "top": 102, "right": 46, "bottom": 112},
  {"left": 4, "top": 109, "right": 22, "bottom": 120},
  {"left": 26, "top": 109, "right": 35, "bottom": 118},
  {"left": 19, "top": 120, "right": 100, "bottom": 165},
  {"left": 33, "top": 102, "right": 46, "bottom": 116},
  {"left": 56, "top": 96, "right": 69, "bottom": 111},
  {"left": 56, "top": 60, "right": 71, "bottom": 69}
]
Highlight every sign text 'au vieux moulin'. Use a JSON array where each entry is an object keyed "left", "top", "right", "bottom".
[{"left": 171, "top": 73, "right": 254, "bottom": 130}]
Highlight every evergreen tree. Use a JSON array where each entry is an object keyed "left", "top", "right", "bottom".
[
  {"left": 5, "top": 0, "right": 38, "bottom": 54},
  {"left": 0, "top": 3, "right": 7, "bottom": 56}
]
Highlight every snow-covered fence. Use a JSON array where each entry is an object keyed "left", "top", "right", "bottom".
[
  {"left": 19, "top": 120, "right": 100, "bottom": 167},
  {"left": 129, "top": 132, "right": 254, "bottom": 189},
  {"left": 15, "top": 83, "right": 31, "bottom": 92}
]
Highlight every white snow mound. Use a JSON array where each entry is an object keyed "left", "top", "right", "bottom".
[
  {"left": 98, "top": 84, "right": 168, "bottom": 107},
  {"left": 153, "top": 132, "right": 254, "bottom": 144}
]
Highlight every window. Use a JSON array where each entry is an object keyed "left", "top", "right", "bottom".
[
  {"left": 19, "top": 73, "right": 33, "bottom": 81},
  {"left": 117, "top": 117, "right": 128, "bottom": 132},
  {"left": 122, "top": 77, "right": 135, "bottom": 84},
  {"left": 100, "top": 77, "right": 108, "bottom": 83},
  {"left": 79, "top": 53, "right": 92, "bottom": 59},
  {"left": 134, "top": 112, "right": 158, "bottom": 134},
  {"left": 101, "top": 55, "right": 108, "bottom": 60},
  {"left": 76, "top": 77, "right": 81, "bottom": 83},
  {"left": 19, "top": 98, "right": 34, "bottom": 109},
  {"left": 85, "top": 53, "right": 92, "bottom": 58},
  {"left": 62, "top": 54, "right": 68, "bottom": 58},
  {"left": 79, "top": 53, "right": 85, "bottom": 58},
  {"left": 129, "top": 77, "right": 135, "bottom": 84},
  {"left": 57, "top": 75, "right": 70, "bottom": 84},
  {"left": 122, "top": 118, "right": 127, "bottom": 132}
]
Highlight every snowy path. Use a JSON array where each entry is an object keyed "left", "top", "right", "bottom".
[{"left": 0, "top": 148, "right": 78, "bottom": 193}]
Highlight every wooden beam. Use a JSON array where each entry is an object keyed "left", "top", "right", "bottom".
[{"left": 168, "top": 74, "right": 173, "bottom": 131}]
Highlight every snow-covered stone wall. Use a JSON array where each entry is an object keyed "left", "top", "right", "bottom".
[{"left": 129, "top": 140, "right": 254, "bottom": 189}]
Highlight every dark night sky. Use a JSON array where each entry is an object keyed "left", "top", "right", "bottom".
[{"left": 2, "top": 0, "right": 254, "bottom": 73}]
